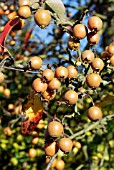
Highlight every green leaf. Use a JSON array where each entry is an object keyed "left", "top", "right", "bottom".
[
  {"left": 30, "top": 0, "right": 39, "bottom": 9},
  {"left": 46, "top": 0, "right": 66, "bottom": 22}
]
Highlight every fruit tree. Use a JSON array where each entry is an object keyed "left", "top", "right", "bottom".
[{"left": 0, "top": 0, "right": 114, "bottom": 170}]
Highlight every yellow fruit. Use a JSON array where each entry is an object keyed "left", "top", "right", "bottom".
[
  {"left": 7, "top": 11, "right": 17, "bottom": 20},
  {"left": 32, "top": 137, "right": 39, "bottom": 145},
  {"left": 97, "top": 144, "right": 104, "bottom": 152},
  {"left": 36, "top": 119, "right": 44, "bottom": 129},
  {"left": 8, "top": 103, "right": 14, "bottom": 110},
  {"left": 28, "top": 148, "right": 37, "bottom": 158},
  {"left": 67, "top": 37, "right": 80, "bottom": 51},
  {"left": 3, "top": 88, "right": 10, "bottom": 97},
  {"left": 10, "top": 157, "right": 18, "bottom": 166},
  {"left": 73, "top": 141, "right": 81, "bottom": 149},
  {"left": 73, "top": 147, "right": 78, "bottom": 154},
  {"left": 3, "top": 127, "right": 12, "bottom": 136},
  {"left": 55, "top": 159, "right": 65, "bottom": 170},
  {"left": 0, "top": 85, "right": 4, "bottom": 93},
  {"left": 109, "top": 140, "right": 114, "bottom": 148},
  {"left": 1, "top": 143, "right": 6, "bottom": 149},
  {"left": 17, "top": 134, "right": 23, "bottom": 141},
  {"left": 0, "top": 72, "right": 4, "bottom": 83},
  {"left": 14, "top": 105, "right": 22, "bottom": 114}
]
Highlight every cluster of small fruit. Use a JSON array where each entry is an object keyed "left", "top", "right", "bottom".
[
  {"left": 44, "top": 120, "right": 72, "bottom": 170},
  {"left": 68, "top": 15, "right": 103, "bottom": 51},
  {"left": 0, "top": 85, "right": 10, "bottom": 97},
  {"left": 0, "top": 2, "right": 15, "bottom": 20},
  {"left": 0, "top": 120, "right": 82, "bottom": 170},
  {"left": 28, "top": 56, "right": 78, "bottom": 104},
  {"left": 45, "top": 121, "right": 73, "bottom": 154},
  {"left": 46, "top": 157, "right": 65, "bottom": 170},
  {"left": 101, "top": 43, "right": 114, "bottom": 66},
  {"left": 0, "top": 84, "right": 24, "bottom": 117},
  {"left": 81, "top": 50, "right": 104, "bottom": 89},
  {"left": 17, "top": 0, "right": 51, "bottom": 29},
  {"left": 28, "top": 52, "right": 104, "bottom": 121},
  {"left": 44, "top": 120, "right": 83, "bottom": 169},
  {"left": 67, "top": 16, "right": 105, "bottom": 90},
  {"left": 45, "top": 140, "right": 81, "bottom": 170},
  {"left": 28, "top": 120, "right": 46, "bottom": 158},
  {"left": 0, "top": 1, "right": 24, "bottom": 32},
  {"left": 0, "top": 0, "right": 109, "bottom": 93}
]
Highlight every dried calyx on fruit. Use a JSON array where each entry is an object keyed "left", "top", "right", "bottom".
[
  {"left": 34, "top": 9, "right": 51, "bottom": 28},
  {"left": 42, "top": 69, "right": 54, "bottom": 82},
  {"left": 67, "top": 37, "right": 80, "bottom": 51},
  {"left": 81, "top": 50, "right": 95, "bottom": 63}
]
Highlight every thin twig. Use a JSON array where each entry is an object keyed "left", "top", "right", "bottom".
[
  {"left": 0, "top": 44, "right": 14, "bottom": 61},
  {"left": 62, "top": 112, "right": 75, "bottom": 125},
  {"left": 79, "top": 92, "right": 94, "bottom": 106},
  {"left": 99, "top": 146, "right": 108, "bottom": 167},
  {"left": 0, "top": 102, "right": 11, "bottom": 116},
  {"left": 0, "top": 45, "right": 15, "bottom": 71},
  {"left": 75, "top": 164, "right": 84, "bottom": 170},
  {"left": 45, "top": 152, "right": 58, "bottom": 170},
  {"left": 70, "top": 114, "right": 114, "bottom": 140},
  {"left": 0, "top": 66, "right": 39, "bottom": 74},
  {"left": 0, "top": 56, "right": 9, "bottom": 71}
]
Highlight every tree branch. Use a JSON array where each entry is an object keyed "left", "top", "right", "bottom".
[
  {"left": 0, "top": 66, "right": 39, "bottom": 74},
  {"left": 45, "top": 152, "right": 58, "bottom": 170},
  {"left": 70, "top": 114, "right": 114, "bottom": 140}
]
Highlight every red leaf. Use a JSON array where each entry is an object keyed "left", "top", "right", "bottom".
[
  {"left": 24, "top": 26, "right": 35, "bottom": 47},
  {"left": 21, "top": 110, "right": 43, "bottom": 135},
  {"left": 0, "top": 16, "right": 20, "bottom": 54}
]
